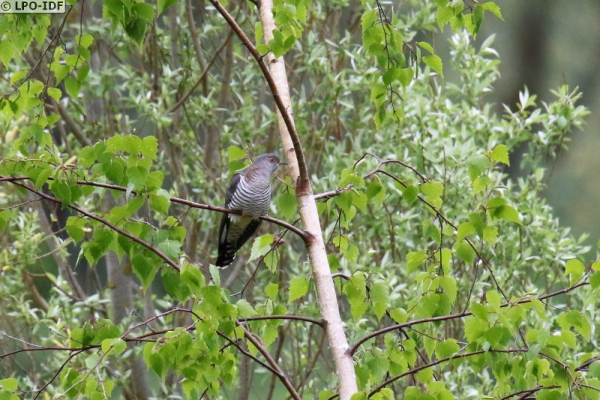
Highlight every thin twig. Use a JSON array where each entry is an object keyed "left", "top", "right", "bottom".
[
  {"left": 206, "top": 0, "right": 310, "bottom": 189},
  {"left": 367, "top": 348, "right": 528, "bottom": 397},
  {"left": 169, "top": 29, "right": 234, "bottom": 113},
  {"left": 349, "top": 280, "right": 589, "bottom": 355},
  {"left": 236, "top": 321, "right": 301, "bottom": 400},
  {"left": 7, "top": 178, "right": 181, "bottom": 271}
]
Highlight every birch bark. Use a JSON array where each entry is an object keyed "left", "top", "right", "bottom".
[{"left": 257, "top": 2, "right": 359, "bottom": 398}]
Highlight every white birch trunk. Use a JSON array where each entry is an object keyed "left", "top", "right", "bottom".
[{"left": 258, "top": 2, "right": 359, "bottom": 398}]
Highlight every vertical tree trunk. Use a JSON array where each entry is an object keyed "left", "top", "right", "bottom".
[{"left": 257, "top": 3, "right": 359, "bottom": 398}]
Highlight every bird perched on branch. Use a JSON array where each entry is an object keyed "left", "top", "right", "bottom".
[{"left": 216, "top": 153, "right": 286, "bottom": 267}]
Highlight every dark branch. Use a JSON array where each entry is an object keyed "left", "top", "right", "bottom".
[
  {"left": 206, "top": 0, "right": 310, "bottom": 191},
  {"left": 367, "top": 348, "right": 528, "bottom": 398},
  {"left": 349, "top": 280, "right": 589, "bottom": 355},
  {"left": 240, "top": 315, "right": 325, "bottom": 328},
  {"left": 0, "top": 175, "right": 309, "bottom": 241},
  {"left": 6, "top": 178, "right": 181, "bottom": 271}
]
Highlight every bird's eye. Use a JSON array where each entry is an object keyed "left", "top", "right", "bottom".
[{"left": 269, "top": 157, "right": 275, "bottom": 163}]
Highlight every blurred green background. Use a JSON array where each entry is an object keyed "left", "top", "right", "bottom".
[{"left": 478, "top": 0, "right": 600, "bottom": 248}]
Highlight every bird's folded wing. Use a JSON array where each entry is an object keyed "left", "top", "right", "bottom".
[{"left": 217, "top": 214, "right": 262, "bottom": 267}]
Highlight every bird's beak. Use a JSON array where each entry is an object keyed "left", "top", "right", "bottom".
[{"left": 279, "top": 161, "right": 288, "bottom": 166}]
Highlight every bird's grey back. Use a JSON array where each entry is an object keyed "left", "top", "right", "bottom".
[
  {"left": 226, "top": 157, "right": 275, "bottom": 218},
  {"left": 216, "top": 153, "right": 282, "bottom": 267}
]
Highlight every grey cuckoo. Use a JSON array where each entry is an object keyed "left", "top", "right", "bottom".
[{"left": 216, "top": 153, "right": 285, "bottom": 267}]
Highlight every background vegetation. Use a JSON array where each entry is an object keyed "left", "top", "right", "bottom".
[{"left": 0, "top": 0, "right": 598, "bottom": 399}]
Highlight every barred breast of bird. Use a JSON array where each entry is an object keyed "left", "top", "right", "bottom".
[{"left": 228, "top": 175, "right": 272, "bottom": 219}]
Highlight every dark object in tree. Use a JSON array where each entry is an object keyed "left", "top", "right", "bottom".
[{"left": 216, "top": 153, "right": 285, "bottom": 267}]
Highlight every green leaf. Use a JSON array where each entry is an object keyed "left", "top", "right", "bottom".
[
  {"left": 339, "top": 168, "right": 366, "bottom": 188},
  {"left": 228, "top": 145, "right": 246, "bottom": 161},
  {"left": 407, "top": 251, "right": 428, "bottom": 273},
  {"left": 383, "top": 68, "right": 400, "bottom": 86},
  {"left": 590, "top": 272, "right": 600, "bottom": 289},
  {"left": 148, "top": 349, "right": 166, "bottom": 379},
  {"left": 423, "top": 54, "right": 443, "bottom": 76},
  {"left": 141, "top": 136, "right": 158, "bottom": 160},
  {"left": 50, "top": 180, "right": 72, "bottom": 206},
  {"left": 389, "top": 308, "right": 407, "bottom": 323},
  {"left": 439, "top": 276, "right": 457, "bottom": 304},
  {"left": 486, "top": 290, "right": 501, "bottom": 311},
  {"left": 415, "top": 366, "right": 434, "bottom": 383},
  {"left": 101, "top": 338, "right": 126, "bottom": 355},
  {"left": 256, "top": 43, "right": 270, "bottom": 55},
  {"left": 590, "top": 362, "right": 600, "bottom": 379},
  {"left": 65, "top": 76, "right": 81, "bottom": 98},
  {"left": 208, "top": 264, "right": 221, "bottom": 287},
  {"left": 487, "top": 198, "right": 521, "bottom": 225},
  {"left": 265, "top": 283, "right": 279, "bottom": 301},
  {"left": 495, "top": 204, "right": 521, "bottom": 224},
  {"left": 456, "top": 222, "right": 475, "bottom": 241},
  {"left": 124, "top": 17, "right": 148, "bottom": 44},
  {"left": 146, "top": 171, "right": 164, "bottom": 191},
  {"left": 126, "top": 196, "right": 145, "bottom": 215},
  {"left": 288, "top": 277, "right": 310, "bottom": 303},
  {"left": 556, "top": 310, "right": 591, "bottom": 340},
  {"left": 481, "top": 2, "right": 503, "bottom": 20},
  {"left": 157, "top": 239, "right": 181, "bottom": 260},
  {"left": 102, "top": 159, "right": 126, "bottom": 185},
  {"left": 467, "top": 154, "right": 491, "bottom": 180},
  {"left": 95, "top": 319, "right": 120, "bottom": 342},
  {"left": 66, "top": 216, "right": 86, "bottom": 242},
  {"left": 418, "top": 41, "right": 434, "bottom": 54},
  {"left": 236, "top": 299, "right": 258, "bottom": 317},
  {"left": 464, "top": 316, "right": 488, "bottom": 343},
  {"left": 83, "top": 228, "right": 114, "bottom": 265},
  {"left": 255, "top": 21, "right": 264, "bottom": 43},
  {"left": 454, "top": 241, "right": 475, "bottom": 264},
  {"left": 370, "top": 280, "right": 389, "bottom": 321},
  {"left": 180, "top": 261, "right": 205, "bottom": 293},
  {"left": 366, "top": 180, "right": 387, "bottom": 206},
  {"left": 0, "top": 210, "right": 9, "bottom": 230},
  {"left": 47, "top": 87, "right": 62, "bottom": 102},
  {"left": 421, "top": 181, "right": 443, "bottom": 198},
  {"left": 472, "top": 5, "right": 484, "bottom": 36},
  {"left": 132, "top": 254, "right": 159, "bottom": 290},
  {"left": 276, "top": 190, "right": 297, "bottom": 220},
  {"left": 397, "top": 67, "right": 415, "bottom": 87},
  {"left": 490, "top": 144, "right": 510, "bottom": 166},
  {"left": 0, "top": 378, "right": 18, "bottom": 392},
  {"left": 162, "top": 269, "right": 191, "bottom": 302},
  {"left": 0, "top": 40, "right": 15, "bottom": 67},
  {"left": 79, "top": 146, "right": 96, "bottom": 168},
  {"left": 565, "top": 259, "right": 585, "bottom": 286},
  {"left": 34, "top": 168, "right": 53, "bottom": 189},
  {"left": 249, "top": 234, "right": 273, "bottom": 262},
  {"left": 435, "top": 248, "right": 452, "bottom": 275},
  {"left": 436, "top": 6, "right": 455, "bottom": 29},
  {"left": 133, "top": 3, "right": 154, "bottom": 21},
  {"left": 344, "top": 273, "right": 369, "bottom": 321},
  {"left": 483, "top": 226, "right": 498, "bottom": 244},
  {"left": 149, "top": 193, "right": 170, "bottom": 214},
  {"left": 351, "top": 191, "right": 368, "bottom": 212},
  {"left": 158, "top": 0, "right": 177, "bottom": 14},
  {"left": 126, "top": 165, "right": 148, "bottom": 189},
  {"left": 435, "top": 339, "right": 460, "bottom": 359}
]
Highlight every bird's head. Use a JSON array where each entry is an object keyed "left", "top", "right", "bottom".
[{"left": 254, "top": 153, "right": 287, "bottom": 175}]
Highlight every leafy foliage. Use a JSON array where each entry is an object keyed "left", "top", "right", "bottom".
[{"left": 0, "top": 0, "right": 597, "bottom": 399}]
